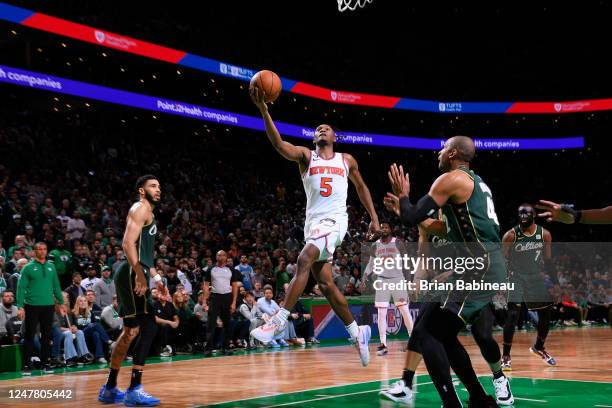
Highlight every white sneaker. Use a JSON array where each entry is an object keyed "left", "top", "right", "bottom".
[
  {"left": 251, "top": 313, "right": 287, "bottom": 344},
  {"left": 493, "top": 375, "right": 514, "bottom": 406},
  {"left": 379, "top": 380, "right": 414, "bottom": 404},
  {"left": 96, "top": 357, "right": 108, "bottom": 364},
  {"left": 351, "top": 325, "right": 371, "bottom": 367}
]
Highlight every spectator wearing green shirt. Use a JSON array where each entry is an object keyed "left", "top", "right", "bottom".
[
  {"left": 49, "top": 239, "right": 72, "bottom": 289},
  {"left": 274, "top": 258, "right": 290, "bottom": 296},
  {"left": 16, "top": 242, "right": 64, "bottom": 374}
]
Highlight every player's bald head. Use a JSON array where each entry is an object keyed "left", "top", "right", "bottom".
[{"left": 447, "top": 136, "right": 476, "bottom": 162}]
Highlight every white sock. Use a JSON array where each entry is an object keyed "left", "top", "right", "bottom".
[
  {"left": 377, "top": 307, "right": 388, "bottom": 346},
  {"left": 346, "top": 321, "right": 359, "bottom": 340},
  {"left": 398, "top": 304, "right": 414, "bottom": 335},
  {"left": 278, "top": 308, "right": 290, "bottom": 321}
]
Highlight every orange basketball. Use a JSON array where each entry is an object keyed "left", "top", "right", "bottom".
[{"left": 250, "top": 70, "right": 282, "bottom": 102}]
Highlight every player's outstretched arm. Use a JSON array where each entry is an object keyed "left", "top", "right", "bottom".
[
  {"left": 250, "top": 86, "right": 310, "bottom": 164},
  {"left": 345, "top": 153, "right": 380, "bottom": 236},
  {"left": 123, "top": 204, "right": 148, "bottom": 296},
  {"left": 537, "top": 200, "right": 612, "bottom": 224}
]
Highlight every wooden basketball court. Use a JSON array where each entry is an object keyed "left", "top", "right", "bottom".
[{"left": 1, "top": 326, "right": 610, "bottom": 407}]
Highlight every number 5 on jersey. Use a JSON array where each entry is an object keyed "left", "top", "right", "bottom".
[{"left": 320, "top": 177, "right": 333, "bottom": 197}]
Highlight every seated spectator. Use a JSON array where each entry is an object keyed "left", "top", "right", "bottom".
[
  {"left": 193, "top": 290, "right": 210, "bottom": 348},
  {"left": 587, "top": 285, "right": 610, "bottom": 323},
  {"left": 165, "top": 267, "right": 181, "bottom": 295},
  {"left": 344, "top": 281, "right": 361, "bottom": 296},
  {"left": 100, "top": 295, "right": 123, "bottom": 340},
  {"left": 153, "top": 289, "right": 179, "bottom": 357},
  {"left": 290, "top": 297, "right": 318, "bottom": 344},
  {"left": 93, "top": 266, "right": 115, "bottom": 308},
  {"left": 65, "top": 272, "right": 86, "bottom": 309},
  {"left": 173, "top": 291, "right": 196, "bottom": 353},
  {"left": 86, "top": 290, "right": 103, "bottom": 320},
  {"left": 0, "top": 289, "right": 19, "bottom": 345},
  {"left": 252, "top": 281, "right": 264, "bottom": 300},
  {"left": 72, "top": 295, "right": 112, "bottom": 363},
  {"left": 256, "top": 286, "right": 289, "bottom": 347},
  {"left": 52, "top": 292, "right": 93, "bottom": 367},
  {"left": 239, "top": 291, "right": 262, "bottom": 349},
  {"left": 80, "top": 265, "right": 100, "bottom": 291}
]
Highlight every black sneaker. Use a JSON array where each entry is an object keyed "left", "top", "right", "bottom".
[
  {"left": 203, "top": 349, "right": 213, "bottom": 357},
  {"left": 376, "top": 344, "right": 388, "bottom": 356},
  {"left": 22, "top": 364, "right": 33, "bottom": 376},
  {"left": 222, "top": 349, "right": 233, "bottom": 356},
  {"left": 468, "top": 394, "right": 499, "bottom": 407},
  {"left": 42, "top": 364, "right": 55, "bottom": 374},
  {"left": 65, "top": 357, "right": 78, "bottom": 368}
]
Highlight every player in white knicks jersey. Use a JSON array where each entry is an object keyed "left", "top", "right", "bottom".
[
  {"left": 363, "top": 222, "right": 414, "bottom": 356},
  {"left": 250, "top": 86, "right": 380, "bottom": 366}
]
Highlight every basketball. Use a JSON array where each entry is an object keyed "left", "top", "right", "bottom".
[{"left": 250, "top": 70, "right": 282, "bottom": 102}]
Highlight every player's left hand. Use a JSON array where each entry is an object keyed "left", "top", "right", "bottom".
[
  {"left": 384, "top": 193, "right": 400, "bottom": 216},
  {"left": 388, "top": 163, "right": 410, "bottom": 198}
]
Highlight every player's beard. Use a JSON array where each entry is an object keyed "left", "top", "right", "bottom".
[
  {"left": 144, "top": 191, "right": 160, "bottom": 205},
  {"left": 315, "top": 138, "right": 329, "bottom": 147},
  {"left": 519, "top": 214, "right": 534, "bottom": 227}
]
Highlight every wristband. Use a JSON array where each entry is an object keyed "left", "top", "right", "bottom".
[{"left": 153, "top": 274, "right": 162, "bottom": 283}]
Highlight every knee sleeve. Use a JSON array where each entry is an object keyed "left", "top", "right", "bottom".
[{"left": 132, "top": 315, "right": 158, "bottom": 366}]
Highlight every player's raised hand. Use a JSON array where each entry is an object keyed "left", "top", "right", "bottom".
[
  {"left": 384, "top": 192, "right": 400, "bottom": 216},
  {"left": 388, "top": 163, "right": 410, "bottom": 198},
  {"left": 249, "top": 86, "right": 268, "bottom": 112},
  {"left": 535, "top": 200, "right": 575, "bottom": 224}
]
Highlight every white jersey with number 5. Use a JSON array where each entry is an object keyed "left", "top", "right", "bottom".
[{"left": 302, "top": 151, "right": 349, "bottom": 222}]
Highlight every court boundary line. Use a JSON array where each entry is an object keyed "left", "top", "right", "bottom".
[{"left": 200, "top": 374, "right": 612, "bottom": 407}]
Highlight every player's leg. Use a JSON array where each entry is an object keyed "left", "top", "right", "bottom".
[
  {"left": 100, "top": 261, "right": 134, "bottom": 403},
  {"left": 471, "top": 305, "right": 514, "bottom": 406},
  {"left": 100, "top": 323, "right": 139, "bottom": 403},
  {"left": 502, "top": 303, "right": 521, "bottom": 370},
  {"left": 376, "top": 305, "right": 389, "bottom": 355},
  {"left": 124, "top": 314, "right": 160, "bottom": 406},
  {"left": 395, "top": 293, "right": 414, "bottom": 335},
  {"left": 431, "top": 301, "right": 498, "bottom": 407},
  {"left": 374, "top": 283, "right": 391, "bottom": 355},
  {"left": 311, "top": 261, "right": 371, "bottom": 366},
  {"left": 380, "top": 301, "right": 436, "bottom": 403},
  {"left": 250, "top": 244, "right": 318, "bottom": 344},
  {"left": 528, "top": 304, "right": 556, "bottom": 366}
]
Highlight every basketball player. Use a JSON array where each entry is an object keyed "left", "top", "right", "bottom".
[
  {"left": 380, "top": 211, "right": 514, "bottom": 406},
  {"left": 536, "top": 200, "right": 612, "bottom": 224},
  {"left": 249, "top": 86, "right": 380, "bottom": 366},
  {"left": 99, "top": 175, "right": 167, "bottom": 406},
  {"left": 501, "top": 203, "right": 556, "bottom": 370},
  {"left": 362, "top": 222, "right": 413, "bottom": 356},
  {"left": 381, "top": 136, "right": 504, "bottom": 407}
]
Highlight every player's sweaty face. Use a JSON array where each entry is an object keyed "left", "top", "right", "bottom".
[
  {"left": 438, "top": 143, "right": 451, "bottom": 172},
  {"left": 143, "top": 180, "right": 161, "bottom": 203},
  {"left": 518, "top": 206, "right": 535, "bottom": 225},
  {"left": 381, "top": 224, "right": 391, "bottom": 236},
  {"left": 315, "top": 125, "right": 334, "bottom": 142}
]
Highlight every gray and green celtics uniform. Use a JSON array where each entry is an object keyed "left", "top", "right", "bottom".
[
  {"left": 440, "top": 166, "right": 506, "bottom": 323},
  {"left": 114, "top": 217, "right": 157, "bottom": 318},
  {"left": 507, "top": 224, "right": 552, "bottom": 309}
]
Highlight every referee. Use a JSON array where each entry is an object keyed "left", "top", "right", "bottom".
[{"left": 202, "top": 250, "right": 241, "bottom": 356}]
